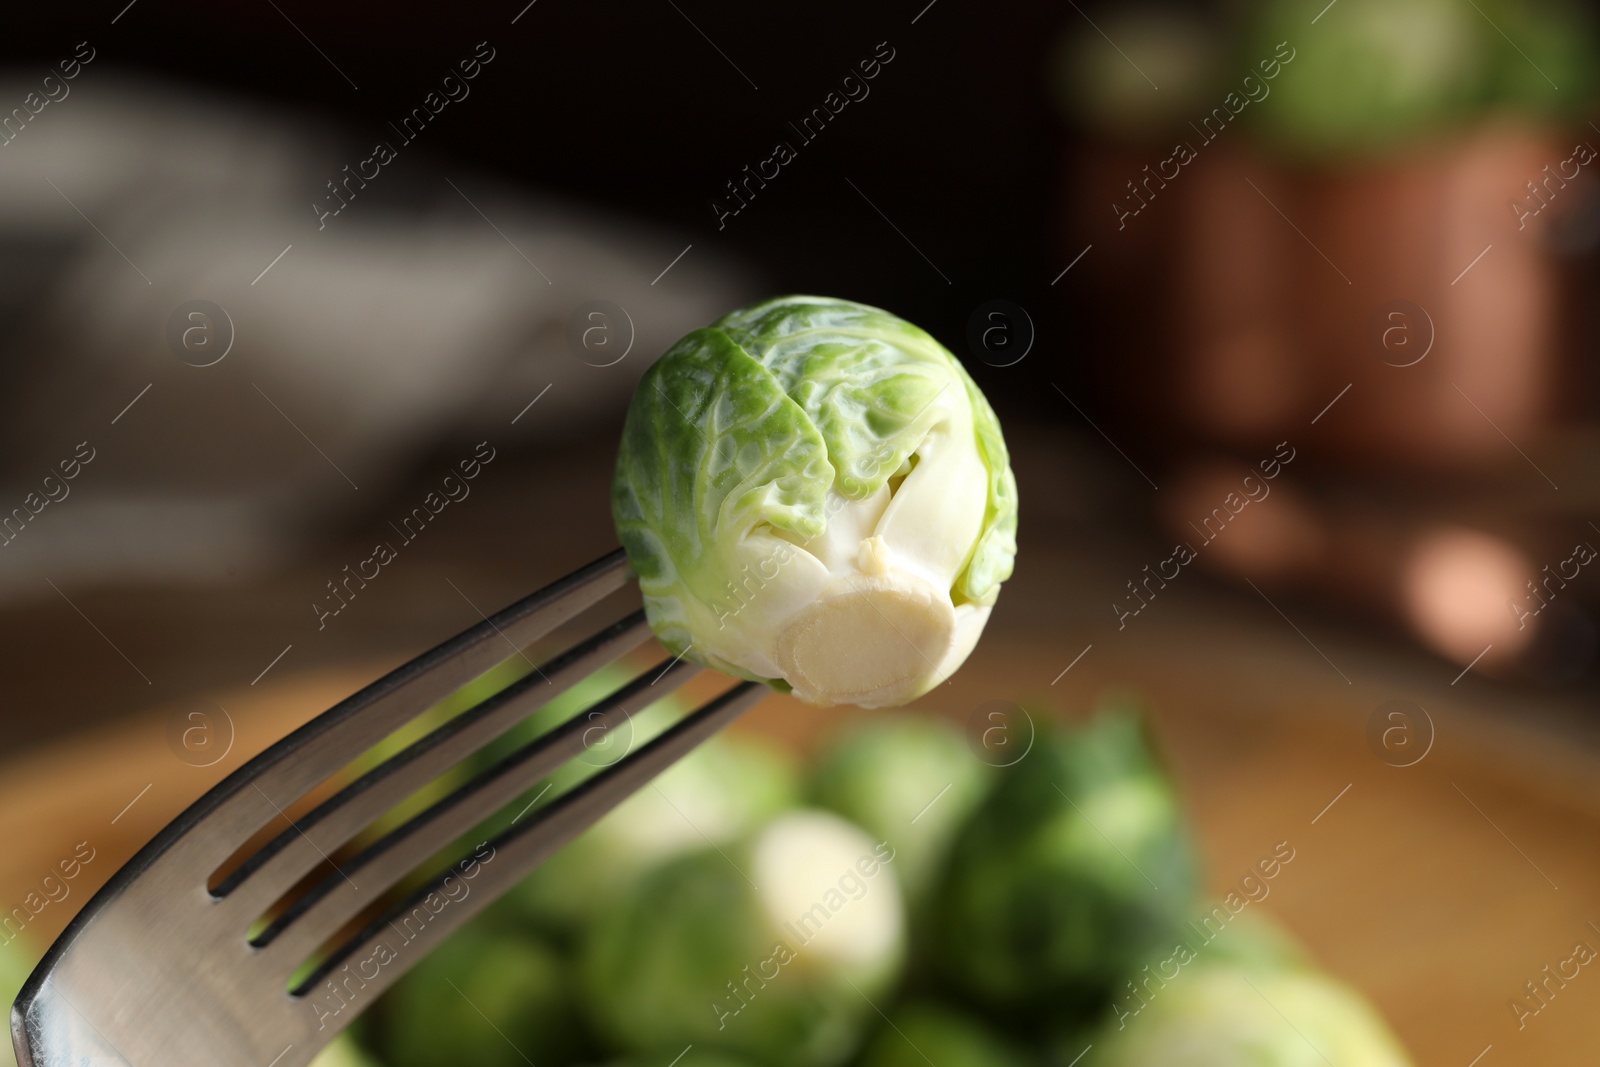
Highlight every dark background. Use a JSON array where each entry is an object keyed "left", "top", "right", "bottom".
[
  {"left": 0, "top": 0, "right": 1097, "bottom": 751},
  {"left": 4, "top": 9, "right": 1600, "bottom": 1061},
  {"left": 0, "top": 0, "right": 1076, "bottom": 408}
]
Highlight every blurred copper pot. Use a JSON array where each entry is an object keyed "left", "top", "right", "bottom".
[{"left": 1069, "top": 122, "right": 1592, "bottom": 473}]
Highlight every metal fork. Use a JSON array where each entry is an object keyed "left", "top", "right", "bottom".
[{"left": 11, "top": 548, "right": 765, "bottom": 1067}]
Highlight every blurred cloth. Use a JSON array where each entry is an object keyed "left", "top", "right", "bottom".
[{"left": 0, "top": 73, "right": 753, "bottom": 597}]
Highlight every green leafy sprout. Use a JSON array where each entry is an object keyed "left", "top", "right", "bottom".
[{"left": 612, "top": 296, "right": 1018, "bottom": 708}]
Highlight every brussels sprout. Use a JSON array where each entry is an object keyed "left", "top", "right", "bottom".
[
  {"left": 1051, "top": 10, "right": 1222, "bottom": 143},
  {"left": 1476, "top": 0, "right": 1600, "bottom": 116},
  {"left": 810, "top": 716, "right": 990, "bottom": 907},
  {"left": 1243, "top": 0, "right": 1487, "bottom": 157},
  {"left": 932, "top": 709, "right": 1199, "bottom": 1019},
  {"left": 308, "top": 1033, "right": 386, "bottom": 1067},
  {"left": 1191, "top": 906, "right": 1310, "bottom": 973},
  {"left": 372, "top": 922, "right": 598, "bottom": 1067},
  {"left": 1087, "top": 963, "right": 1413, "bottom": 1067},
  {"left": 610, "top": 1052, "right": 765, "bottom": 1067},
  {"left": 856, "top": 1001, "right": 1032, "bottom": 1067},
  {"left": 582, "top": 810, "right": 906, "bottom": 1067},
  {"left": 612, "top": 296, "right": 1018, "bottom": 708},
  {"left": 1041, "top": 1031, "right": 1098, "bottom": 1067},
  {"left": 510, "top": 729, "right": 800, "bottom": 933}
]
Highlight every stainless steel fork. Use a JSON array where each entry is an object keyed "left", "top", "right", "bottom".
[{"left": 10, "top": 548, "right": 765, "bottom": 1067}]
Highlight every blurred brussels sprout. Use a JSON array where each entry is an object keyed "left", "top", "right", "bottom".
[
  {"left": 308, "top": 1033, "right": 386, "bottom": 1067},
  {"left": 610, "top": 1052, "right": 765, "bottom": 1067},
  {"left": 810, "top": 715, "right": 990, "bottom": 907},
  {"left": 932, "top": 708, "right": 1199, "bottom": 1019},
  {"left": 1477, "top": 0, "right": 1600, "bottom": 115},
  {"left": 1086, "top": 963, "right": 1413, "bottom": 1067},
  {"left": 857, "top": 1001, "right": 1032, "bottom": 1067},
  {"left": 510, "top": 729, "right": 800, "bottom": 933},
  {"left": 1193, "top": 906, "right": 1310, "bottom": 972},
  {"left": 1243, "top": 0, "right": 1487, "bottom": 156},
  {"left": 1051, "top": 9, "right": 1223, "bottom": 143},
  {"left": 1041, "top": 1030, "right": 1098, "bottom": 1067},
  {"left": 371, "top": 922, "right": 597, "bottom": 1067},
  {"left": 612, "top": 295, "right": 1017, "bottom": 708},
  {"left": 582, "top": 810, "right": 905, "bottom": 1067}
]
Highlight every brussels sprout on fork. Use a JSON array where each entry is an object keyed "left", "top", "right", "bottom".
[{"left": 613, "top": 296, "right": 1019, "bottom": 708}]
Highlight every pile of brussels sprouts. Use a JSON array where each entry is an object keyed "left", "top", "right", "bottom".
[{"left": 328, "top": 684, "right": 1413, "bottom": 1067}]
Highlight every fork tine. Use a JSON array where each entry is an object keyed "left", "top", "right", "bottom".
[
  {"left": 178, "top": 549, "right": 632, "bottom": 874},
  {"left": 215, "top": 610, "right": 654, "bottom": 913},
  {"left": 252, "top": 655, "right": 704, "bottom": 964},
  {"left": 290, "top": 680, "right": 765, "bottom": 1024}
]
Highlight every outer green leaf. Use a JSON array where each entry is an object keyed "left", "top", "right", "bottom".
[
  {"left": 612, "top": 326, "right": 832, "bottom": 663},
  {"left": 955, "top": 361, "right": 1018, "bottom": 604},
  {"left": 716, "top": 297, "right": 956, "bottom": 500}
]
